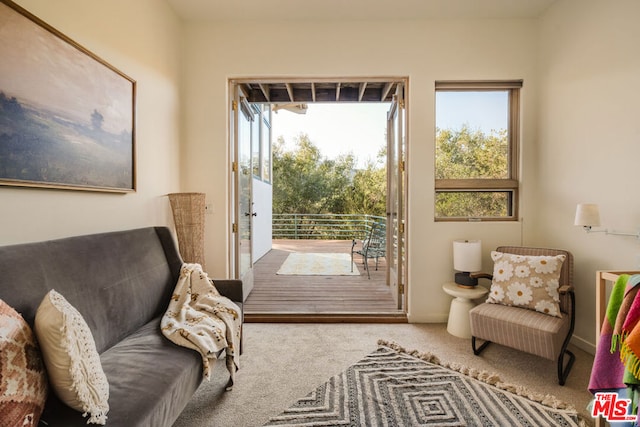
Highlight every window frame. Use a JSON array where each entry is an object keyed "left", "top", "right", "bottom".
[{"left": 434, "top": 80, "right": 522, "bottom": 222}]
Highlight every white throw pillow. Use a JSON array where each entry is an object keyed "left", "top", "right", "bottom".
[{"left": 34, "top": 290, "right": 109, "bottom": 425}]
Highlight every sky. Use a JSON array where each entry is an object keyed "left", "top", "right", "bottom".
[
  {"left": 436, "top": 91, "right": 508, "bottom": 134},
  {"left": 271, "top": 103, "right": 391, "bottom": 168},
  {"left": 269, "top": 91, "right": 508, "bottom": 168}
]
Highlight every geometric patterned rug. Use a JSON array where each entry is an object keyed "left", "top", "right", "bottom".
[{"left": 264, "top": 340, "right": 587, "bottom": 427}]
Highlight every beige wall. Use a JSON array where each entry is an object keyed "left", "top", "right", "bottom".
[
  {"left": 1, "top": 0, "right": 182, "bottom": 244},
  {"left": 4, "top": 0, "right": 638, "bottom": 352},
  {"left": 181, "top": 18, "right": 538, "bottom": 321},
  {"left": 183, "top": 2, "right": 640, "bottom": 352},
  {"left": 536, "top": 0, "right": 640, "bottom": 352}
]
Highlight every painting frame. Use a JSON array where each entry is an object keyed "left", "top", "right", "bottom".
[{"left": 0, "top": 0, "right": 136, "bottom": 193}]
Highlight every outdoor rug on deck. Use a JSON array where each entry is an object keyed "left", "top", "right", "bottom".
[
  {"left": 264, "top": 340, "right": 587, "bottom": 427},
  {"left": 276, "top": 253, "right": 360, "bottom": 276}
]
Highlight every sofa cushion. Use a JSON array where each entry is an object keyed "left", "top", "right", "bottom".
[
  {"left": 37, "top": 318, "right": 203, "bottom": 427},
  {"left": 92, "top": 318, "right": 202, "bottom": 426},
  {"left": 470, "top": 302, "right": 571, "bottom": 360},
  {"left": 35, "top": 290, "right": 109, "bottom": 425},
  {"left": 0, "top": 300, "right": 48, "bottom": 427}
]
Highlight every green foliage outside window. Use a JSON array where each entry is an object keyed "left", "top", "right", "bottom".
[
  {"left": 435, "top": 124, "right": 511, "bottom": 218},
  {"left": 271, "top": 122, "right": 513, "bottom": 219},
  {"left": 435, "top": 125, "right": 508, "bottom": 180},
  {"left": 435, "top": 191, "right": 510, "bottom": 218},
  {"left": 272, "top": 133, "right": 386, "bottom": 216}
]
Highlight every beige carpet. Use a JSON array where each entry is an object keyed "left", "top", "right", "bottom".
[
  {"left": 276, "top": 253, "right": 360, "bottom": 275},
  {"left": 172, "top": 323, "right": 595, "bottom": 427}
]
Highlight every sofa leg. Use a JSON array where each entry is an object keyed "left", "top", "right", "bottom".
[
  {"left": 557, "top": 349, "right": 575, "bottom": 386},
  {"left": 472, "top": 336, "right": 491, "bottom": 355}
]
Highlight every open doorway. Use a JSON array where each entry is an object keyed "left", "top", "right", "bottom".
[{"left": 228, "top": 78, "right": 408, "bottom": 322}]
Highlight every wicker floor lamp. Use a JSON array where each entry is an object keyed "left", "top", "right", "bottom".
[{"left": 168, "top": 192, "right": 206, "bottom": 270}]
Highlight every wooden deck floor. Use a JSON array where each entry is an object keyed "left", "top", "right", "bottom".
[{"left": 244, "top": 239, "right": 406, "bottom": 322}]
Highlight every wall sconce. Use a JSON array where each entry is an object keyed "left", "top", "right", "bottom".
[
  {"left": 574, "top": 203, "right": 640, "bottom": 238},
  {"left": 453, "top": 239, "right": 482, "bottom": 288}
]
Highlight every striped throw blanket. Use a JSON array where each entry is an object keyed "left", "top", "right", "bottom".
[
  {"left": 589, "top": 274, "right": 630, "bottom": 393},
  {"left": 589, "top": 273, "right": 640, "bottom": 420}
]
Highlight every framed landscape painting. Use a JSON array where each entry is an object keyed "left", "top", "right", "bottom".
[{"left": 0, "top": 0, "right": 136, "bottom": 192}]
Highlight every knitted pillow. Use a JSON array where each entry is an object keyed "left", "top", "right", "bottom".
[
  {"left": 486, "top": 251, "right": 566, "bottom": 317},
  {"left": 0, "top": 300, "right": 48, "bottom": 427},
  {"left": 34, "top": 290, "right": 109, "bottom": 425}
]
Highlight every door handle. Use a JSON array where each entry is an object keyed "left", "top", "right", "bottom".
[{"left": 244, "top": 212, "right": 257, "bottom": 217}]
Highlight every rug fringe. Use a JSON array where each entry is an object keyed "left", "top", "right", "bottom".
[{"left": 376, "top": 339, "right": 589, "bottom": 426}]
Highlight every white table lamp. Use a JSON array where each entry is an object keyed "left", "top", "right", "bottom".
[{"left": 453, "top": 239, "right": 482, "bottom": 288}]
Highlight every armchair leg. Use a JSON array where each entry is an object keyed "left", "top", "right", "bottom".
[
  {"left": 557, "top": 349, "right": 575, "bottom": 386},
  {"left": 471, "top": 336, "right": 491, "bottom": 355}
]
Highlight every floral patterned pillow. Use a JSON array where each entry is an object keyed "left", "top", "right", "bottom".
[{"left": 486, "top": 251, "right": 566, "bottom": 317}]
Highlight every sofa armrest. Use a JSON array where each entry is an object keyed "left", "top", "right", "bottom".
[{"left": 210, "top": 279, "right": 243, "bottom": 303}]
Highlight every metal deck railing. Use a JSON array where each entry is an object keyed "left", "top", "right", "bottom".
[{"left": 272, "top": 213, "right": 385, "bottom": 240}]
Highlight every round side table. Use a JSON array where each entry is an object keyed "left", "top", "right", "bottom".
[{"left": 442, "top": 282, "right": 489, "bottom": 339}]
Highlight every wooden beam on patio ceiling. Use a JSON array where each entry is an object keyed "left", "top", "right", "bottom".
[
  {"left": 239, "top": 83, "right": 252, "bottom": 99},
  {"left": 241, "top": 81, "right": 401, "bottom": 103},
  {"left": 358, "top": 82, "right": 367, "bottom": 102},
  {"left": 285, "top": 83, "right": 295, "bottom": 102},
  {"left": 258, "top": 84, "right": 270, "bottom": 102},
  {"left": 380, "top": 82, "right": 394, "bottom": 102}
]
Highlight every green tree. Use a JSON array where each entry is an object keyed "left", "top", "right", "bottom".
[
  {"left": 435, "top": 124, "right": 507, "bottom": 179},
  {"left": 435, "top": 124, "right": 509, "bottom": 217},
  {"left": 346, "top": 147, "right": 387, "bottom": 216},
  {"left": 272, "top": 133, "right": 355, "bottom": 214}
]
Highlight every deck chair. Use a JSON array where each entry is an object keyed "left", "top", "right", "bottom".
[
  {"left": 351, "top": 221, "right": 386, "bottom": 279},
  {"left": 469, "top": 246, "right": 576, "bottom": 385}
]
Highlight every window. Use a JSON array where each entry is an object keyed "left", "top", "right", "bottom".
[
  {"left": 250, "top": 104, "right": 272, "bottom": 183},
  {"left": 434, "top": 81, "right": 521, "bottom": 221},
  {"left": 261, "top": 107, "right": 271, "bottom": 183},
  {"left": 251, "top": 104, "right": 261, "bottom": 178}
]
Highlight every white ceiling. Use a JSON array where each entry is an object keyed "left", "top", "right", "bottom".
[{"left": 166, "top": 0, "right": 559, "bottom": 22}]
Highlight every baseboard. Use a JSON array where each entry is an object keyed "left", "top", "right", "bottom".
[
  {"left": 407, "top": 313, "right": 449, "bottom": 323},
  {"left": 245, "top": 312, "right": 408, "bottom": 323},
  {"left": 571, "top": 334, "right": 596, "bottom": 355}
]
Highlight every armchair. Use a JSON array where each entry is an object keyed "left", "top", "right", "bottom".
[{"left": 469, "top": 246, "right": 576, "bottom": 385}]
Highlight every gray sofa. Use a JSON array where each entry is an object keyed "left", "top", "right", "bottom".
[{"left": 0, "top": 226, "right": 243, "bottom": 427}]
